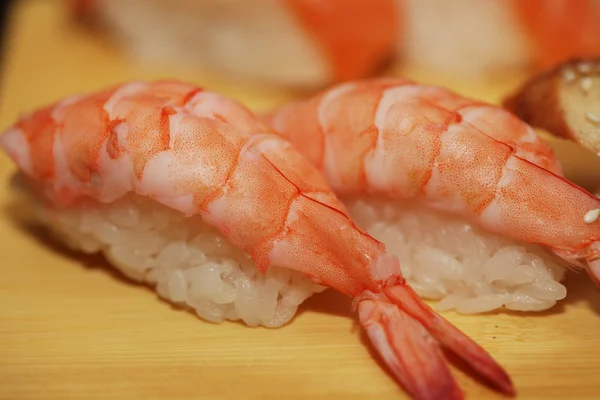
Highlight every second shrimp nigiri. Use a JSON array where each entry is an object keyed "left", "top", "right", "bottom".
[
  {"left": 268, "top": 77, "right": 600, "bottom": 314},
  {"left": 0, "top": 80, "right": 513, "bottom": 400}
]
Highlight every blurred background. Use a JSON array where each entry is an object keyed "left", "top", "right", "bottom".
[
  {"left": 0, "top": 0, "right": 598, "bottom": 134},
  {"left": 0, "top": 0, "right": 13, "bottom": 78}
]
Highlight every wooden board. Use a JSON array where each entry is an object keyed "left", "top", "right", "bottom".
[{"left": 1, "top": 2, "right": 599, "bottom": 399}]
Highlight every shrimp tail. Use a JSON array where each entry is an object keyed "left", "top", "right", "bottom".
[
  {"left": 358, "top": 285, "right": 515, "bottom": 400},
  {"left": 358, "top": 299, "right": 463, "bottom": 400}
]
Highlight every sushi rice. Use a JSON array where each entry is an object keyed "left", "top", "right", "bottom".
[
  {"left": 14, "top": 174, "right": 568, "bottom": 326},
  {"left": 15, "top": 176, "right": 326, "bottom": 328},
  {"left": 346, "top": 196, "right": 568, "bottom": 314}
]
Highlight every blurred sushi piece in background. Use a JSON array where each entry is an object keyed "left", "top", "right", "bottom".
[
  {"left": 510, "top": 0, "right": 600, "bottom": 70},
  {"left": 66, "top": 0, "right": 398, "bottom": 87},
  {"left": 66, "top": 0, "right": 600, "bottom": 86},
  {"left": 400, "top": 0, "right": 600, "bottom": 78},
  {"left": 399, "top": 0, "right": 532, "bottom": 77}
]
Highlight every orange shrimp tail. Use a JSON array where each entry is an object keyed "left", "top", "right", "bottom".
[
  {"left": 359, "top": 300, "right": 463, "bottom": 400},
  {"left": 358, "top": 285, "right": 515, "bottom": 400}
]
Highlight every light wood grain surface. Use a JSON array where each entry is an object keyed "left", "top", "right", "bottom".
[{"left": 1, "top": 2, "right": 599, "bottom": 400}]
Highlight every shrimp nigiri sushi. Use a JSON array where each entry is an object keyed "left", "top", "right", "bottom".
[
  {"left": 268, "top": 77, "right": 600, "bottom": 314},
  {"left": 0, "top": 80, "right": 514, "bottom": 400},
  {"left": 2, "top": 81, "right": 331, "bottom": 328}
]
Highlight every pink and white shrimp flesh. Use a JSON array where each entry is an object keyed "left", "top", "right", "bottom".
[
  {"left": 267, "top": 77, "right": 600, "bottom": 313},
  {"left": 0, "top": 80, "right": 514, "bottom": 400}
]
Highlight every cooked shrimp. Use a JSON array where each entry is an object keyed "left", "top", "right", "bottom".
[
  {"left": 0, "top": 81, "right": 514, "bottom": 400},
  {"left": 267, "top": 77, "right": 600, "bottom": 288}
]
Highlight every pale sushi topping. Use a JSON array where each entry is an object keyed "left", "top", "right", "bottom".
[
  {"left": 561, "top": 68, "right": 576, "bottom": 83},
  {"left": 580, "top": 77, "right": 593, "bottom": 92},
  {"left": 586, "top": 111, "right": 600, "bottom": 124},
  {"left": 584, "top": 208, "right": 600, "bottom": 224}
]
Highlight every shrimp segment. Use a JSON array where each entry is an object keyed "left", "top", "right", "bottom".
[
  {"left": 360, "top": 283, "right": 514, "bottom": 400},
  {"left": 268, "top": 77, "right": 600, "bottom": 285},
  {"left": 0, "top": 81, "right": 514, "bottom": 399}
]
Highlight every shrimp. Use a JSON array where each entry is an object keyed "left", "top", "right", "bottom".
[
  {"left": 267, "top": 77, "right": 600, "bottom": 289},
  {"left": 0, "top": 81, "right": 514, "bottom": 400}
]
